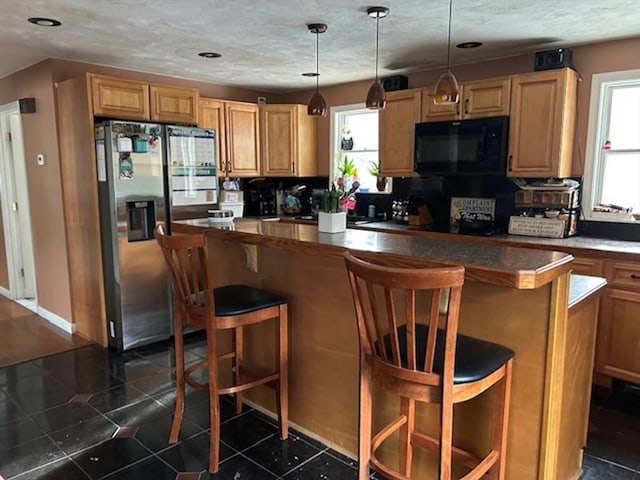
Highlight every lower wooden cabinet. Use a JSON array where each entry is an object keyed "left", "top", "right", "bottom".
[
  {"left": 572, "top": 256, "right": 603, "bottom": 276},
  {"left": 592, "top": 259, "right": 640, "bottom": 385},
  {"left": 596, "top": 288, "right": 640, "bottom": 384}
]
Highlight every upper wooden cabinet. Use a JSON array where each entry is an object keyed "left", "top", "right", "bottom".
[
  {"left": 90, "top": 74, "right": 150, "bottom": 121},
  {"left": 421, "top": 77, "right": 511, "bottom": 122},
  {"left": 199, "top": 98, "right": 227, "bottom": 174},
  {"left": 507, "top": 68, "right": 577, "bottom": 178},
  {"left": 199, "top": 98, "right": 260, "bottom": 177},
  {"left": 89, "top": 74, "right": 198, "bottom": 125},
  {"left": 261, "top": 104, "right": 317, "bottom": 177},
  {"left": 379, "top": 89, "right": 422, "bottom": 176},
  {"left": 149, "top": 84, "right": 199, "bottom": 125}
]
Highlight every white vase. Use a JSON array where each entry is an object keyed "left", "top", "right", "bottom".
[{"left": 318, "top": 211, "right": 347, "bottom": 233}]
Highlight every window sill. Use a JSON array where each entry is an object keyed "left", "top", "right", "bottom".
[{"left": 583, "top": 212, "right": 639, "bottom": 224}]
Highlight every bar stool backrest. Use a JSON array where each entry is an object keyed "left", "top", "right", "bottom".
[{"left": 344, "top": 251, "right": 465, "bottom": 399}]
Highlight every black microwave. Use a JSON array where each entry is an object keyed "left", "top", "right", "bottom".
[{"left": 414, "top": 116, "right": 509, "bottom": 175}]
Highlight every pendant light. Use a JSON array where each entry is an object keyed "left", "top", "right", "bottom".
[
  {"left": 434, "top": 0, "right": 460, "bottom": 105},
  {"left": 365, "top": 6, "right": 389, "bottom": 110},
  {"left": 307, "top": 23, "right": 328, "bottom": 117}
]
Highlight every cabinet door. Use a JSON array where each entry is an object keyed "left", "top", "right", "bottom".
[
  {"left": 90, "top": 74, "right": 150, "bottom": 120},
  {"left": 462, "top": 77, "right": 511, "bottom": 119},
  {"left": 596, "top": 288, "right": 640, "bottom": 384},
  {"left": 150, "top": 85, "right": 199, "bottom": 125},
  {"left": 507, "top": 69, "right": 577, "bottom": 178},
  {"left": 261, "top": 105, "right": 296, "bottom": 176},
  {"left": 225, "top": 101, "right": 260, "bottom": 177},
  {"left": 379, "top": 89, "right": 421, "bottom": 176},
  {"left": 199, "top": 98, "right": 227, "bottom": 175},
  {"left": 421, "top": 85, "right": 459, "bottom": 122},
  {"left": 604, "top": 260, "right": 640, "bottom": 292}
]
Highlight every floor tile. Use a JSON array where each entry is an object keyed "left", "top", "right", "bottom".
[
  {"left": 135, "top": 413, "right": 201, "bottom": 452},
  {"left": 0, "top": 416, "right": 46, "bottom": 451},
  {"left": 88, "top": 383, "right": 147, "bottom": 414},
  {"left": 10, "top": 458, "right": 90, "bottom": 480},
  {"left": 0, "top": 435, "right": 66, "bottom": 479},
  {"left": 4, "top": 380, "right": 77, "bottom": 415},
  {"left": 106, "top": 397, "right": 171, "bottom": 426},
  {"left": 0, "top": 396, "right": 27, "bottom": 426},
  {"left": 587, "top": 408, "right": 640, "bottom": 470},
  {"left": 200, "top": 454, "right": 278, "bottom": 479},
  {"left": 71, "top": 438, "right": 151, "bottom": 479},
  {"left": 101, "top": 455, "right": 177, "bottom": 480},
  {"left": 581, "top": 454, "right": 636, "bottom": 479},
  {"left": 129, "top": 371, "right": 177, "bottom": 396},
  {"left": 281, "top": 451, "right": 359, "bottom": 479},
  {"left": 158, "top": 431, "right": 236, "bottom": 472},
  {"left": 0, "top": 362, "right": 42, "bottom": 387},
  {"left": 243, "top": 434, "right": 324, "bottom": 476},
  {"left": 59, "top": 370, "right": 124, "bottom": 394},
  {"left": 50, "top": 414, "right": 118, "bottom": 456},
  {"left": 30, "top": 402, "right": 100, "bottom": 433},
  {"left": 219, "top": 412, "right": 279, "bottom": 452}
]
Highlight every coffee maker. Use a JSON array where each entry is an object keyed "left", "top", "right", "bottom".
[{"left": 245, "top": 182, "right": 277, "bottom": 217}]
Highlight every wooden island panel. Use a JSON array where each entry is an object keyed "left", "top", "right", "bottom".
[{"left": 173, "top": 219, "right": 602, "bottom": 480}]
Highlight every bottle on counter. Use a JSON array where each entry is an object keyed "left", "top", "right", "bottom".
[{"left": 368, "top": 204, "right": 376, "bottom": 218}]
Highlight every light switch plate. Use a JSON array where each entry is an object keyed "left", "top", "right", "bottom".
[{"left": 36, "top": 153, "right": 46, "bottom": 166}]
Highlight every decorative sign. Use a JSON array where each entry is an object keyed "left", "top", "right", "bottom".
[
  {"left": 508, "top": 216, "right": 566, "bottom": 238},
  {"left": 450, "top": 197, "right": 496, "bottom": 233}
]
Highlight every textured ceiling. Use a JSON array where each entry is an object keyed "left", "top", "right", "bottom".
[{"left": 1, "top": 0, "right": 639, "bottom": 92}]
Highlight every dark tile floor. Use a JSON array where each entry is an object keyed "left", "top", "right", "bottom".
[{"left": 1, "top": 333, "right": 639, "bottom": 479}]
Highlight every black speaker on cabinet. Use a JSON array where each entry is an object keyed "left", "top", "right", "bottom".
[
  {"left": 534, "top": 48, "right": 573, "bottom": 71},
  {"left": 382, "top": 75, "right": 408, "bottom": 91}
]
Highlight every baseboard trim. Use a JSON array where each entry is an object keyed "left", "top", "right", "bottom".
[
  {"left": 36, "top": 306, "right": 75, "bottom": 334},
  {"left": 0, "top": 286, "right": 12, "bottom": 298}
]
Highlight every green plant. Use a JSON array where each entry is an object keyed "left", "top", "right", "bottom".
[
  {"left": 337, "top": 155, "right": 356, "bottom": 177},
  {"left": 367, "top": 160, "right": 380, "bottom": 177}
]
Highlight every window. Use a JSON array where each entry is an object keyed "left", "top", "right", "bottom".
[
  {"left": 329, "top": 104, "right": 390, "bottom": 194},
  {"left": 583, "top": 69, "right": 640, "bottom": 222}
]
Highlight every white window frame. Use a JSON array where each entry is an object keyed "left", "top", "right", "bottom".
[
  {"left": 582, "top": 68, "right": 640, "bottom": 223},
  {"left": 329, "top": 103, "right": 389, "bottom": 193}
]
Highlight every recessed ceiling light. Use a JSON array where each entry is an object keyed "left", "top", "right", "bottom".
[
  {"left": 198, "top": 52, "right": 222, "bottom": 59},
  {"left": 456, "top": 42, "right": 483, "bottom": 49},
  {"left": 302, "top": 72, "right": 319, "bottom": 77},
  {"left": 28, "top": 17, "right": 62, "bottom": 27}
]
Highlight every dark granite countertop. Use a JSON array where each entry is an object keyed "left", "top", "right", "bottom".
[
  {"left": 174, "top": 218, "right": 573, "bottom": 290},
  {"left": 329, "top": 220, "right": 640, "bottom": 260},
  {"left": 569, "top": 274, "right": 607, "bottom": 310}
]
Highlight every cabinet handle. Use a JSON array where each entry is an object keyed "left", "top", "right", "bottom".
[
  {"left": 464, "top": 99, "right": 469, "bottom": 115},
  {"left": 508, "top": 155, "right": 513, "bottom": 170},
  {"left": 630, "top": 274, "right": 640, "bottom": 280},
  {"left": 456, "top": 103, "right": 460, "bottom": 116},
  {"left": 227, "top": 161, "right": 231, "bottom": 173},
  {"left": 292, "top": 162, "right": 295, "bottom": 174}
]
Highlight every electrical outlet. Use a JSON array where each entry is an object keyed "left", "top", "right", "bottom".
[{"left": 36, "top": 153, "right": 46, "bottom": 166}]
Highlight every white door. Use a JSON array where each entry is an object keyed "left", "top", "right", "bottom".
[{"left": 0, "top": 102, "right": 36, "bottom": 302}]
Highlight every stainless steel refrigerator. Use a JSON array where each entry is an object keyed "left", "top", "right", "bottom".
[{"left": 95, "top": 121, "right": 217, "bottom": 350}]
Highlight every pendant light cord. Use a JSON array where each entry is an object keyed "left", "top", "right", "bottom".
[
  {"left": 375, "top": 15, "right": 380, "bottom": 81},
  {"left": 315, "top": 30, "right": 320, "bottom": 92},
  {"left": 446, "top": 0, "right": 453, "bottom": 72}
]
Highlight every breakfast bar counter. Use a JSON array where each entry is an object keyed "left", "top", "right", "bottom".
[{"left": 173, "top": 218, "right": 605, "bottom": 480}]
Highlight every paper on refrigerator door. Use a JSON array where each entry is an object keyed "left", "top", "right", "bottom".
[{"left": 96, "top": 139, "right": 106, "bottom": 182}]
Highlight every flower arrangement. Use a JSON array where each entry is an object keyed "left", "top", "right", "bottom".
[{"left": 325, "top": 155, "right": 360, "bottom": 212}]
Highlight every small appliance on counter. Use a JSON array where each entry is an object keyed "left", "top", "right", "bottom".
[{"left": 509, "top": 185, "right": 580, "bottom": 238}]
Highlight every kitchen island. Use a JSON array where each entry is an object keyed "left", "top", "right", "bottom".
[{"left": 173, "top": 218, "right": 606, "bottom": 480}]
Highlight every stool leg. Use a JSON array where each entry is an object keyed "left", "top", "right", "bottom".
[
  {"left": 169, "top": 307, "right": 185, "bottom": 444},
  {"left": 439, "top": 395, "right": 454, "bottom": 480},
  {"left": 207, "top": 320, "right": 221, "bottom": 473},
  {"left": 233, "top": 326, "right": 244, "bottom": 414},
  {"left": 358, "top": 354, "right": 372, "bottom": 480},
  {"left": 276, "top": 304, "right": 289, "bottom": 440},
  {"left": 488, "top": 359, "right": 513, "bottom": 480},
  {"left": 399, "top": 397, "right": 415, "bottom": 477}
]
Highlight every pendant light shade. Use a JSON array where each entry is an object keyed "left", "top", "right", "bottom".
[
  {"left": 434, "top": 0, "right": 460, "bottom": 105},
  {"left": 307, "top": 23, "right": 327, "bottom": 117},
  {"left": 365, "top": 6, "right": 389, "bottom": 110}
]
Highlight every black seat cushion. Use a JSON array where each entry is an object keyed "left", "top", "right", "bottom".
[
  {"left": 382, "top": 324, "right": 514, "bottom": 384},
  {"left": 213, "top": 284, "right": 287, "bottom": 317}
]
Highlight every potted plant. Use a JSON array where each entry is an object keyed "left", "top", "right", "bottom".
[
  {"left": 368, "top": 161, "right": 387, "bottom": 192},
  {"left": 318, "top": 184, "right": 347, "bottom": 233}
]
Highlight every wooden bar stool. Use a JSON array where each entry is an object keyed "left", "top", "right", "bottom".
[
  {"left": 155, "top": 225, "right": 288, "bottom": 473},
  {"left": 344, "top": 251, "right": 514, "bottom": 480}
]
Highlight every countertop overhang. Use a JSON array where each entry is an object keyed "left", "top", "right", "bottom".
[{"left": 173, "top": 218, "right": 574, "bottom": 290}]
